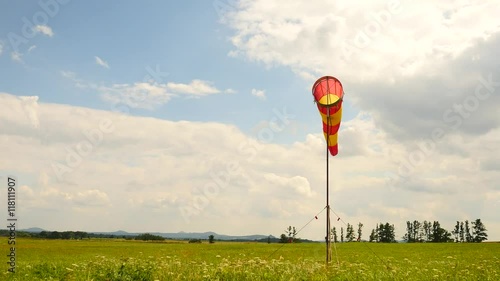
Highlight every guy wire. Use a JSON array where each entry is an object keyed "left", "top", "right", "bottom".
[
  {"left": 329, "top": 207, "right": 393, "bottom": 273},
  {"left": 267, "top": 206, "right": 327, "bottom": 259}
]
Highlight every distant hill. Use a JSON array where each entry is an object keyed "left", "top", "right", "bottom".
[
  {"left": 18, "top": 228, "right": 278, "bottom": 241},
  {"left": 109, "top": 230, "right": 134, "bottom": 236},
  {"left": 22, "top": 227, "right": 46, "bottom": 233}
]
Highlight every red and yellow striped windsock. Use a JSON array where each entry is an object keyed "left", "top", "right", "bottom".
[{"left": 312, "top": 76, "right": 344, "bottom": 156}]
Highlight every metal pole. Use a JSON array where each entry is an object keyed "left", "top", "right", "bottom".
[{"left": 326, "top": 109, "right": 332, "bottom": 264}]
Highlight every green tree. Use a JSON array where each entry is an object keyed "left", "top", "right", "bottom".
[
  {"left": 369, "top": 229, "right": 376, "bottom": 242},
  {"left": 285, "top": 226, "right": 298, "bottom": 243},
  {"left": 357, "top": 222, "right": 363, "bottom": 242},
  {"left": 387, "top": 223, "right": 396, "bottom": 243},
  {"left": 279, "top": 234, "right": 288, "bottom": 243},
  {"left": 405, "top": 221, "right": 413, "bottom": 242},
  {"left": 61, "top": 231, "right": 74, "bottom": 240},
  {"left": 465, "top": 220, "right": 472, "bottom": 242},
  {"left": 412, "top": 220, "right": 421, "bottom": 242},
  {"left": 421, "top": 221, "right": 430, "bottom": 242},
  {"left": 208, "top": 235, "right": 215, "bottom": 244},
  {"left": 135, "top": 233, "right": 165, "bottom": 241},
  {"left": 431, "top": 221, "right": 452, "bottom": 242},
  {"left": 331, "top": 227, "right": 338, "bottom": 243},
  {"left": 424, "top": 221, "right": 432, "bottom": 242},
  {"left": 340, "top": 227, "right": 344, "bottom": 243},
  {"left": 74, "top": 231, "right": 88, "bottom": 240},
  {"left": 459, "top": 222, "right": 465, "bottom": 242},
  {"left": 471, "top": 219, "right": 488, "bottom": 243},
  {"left": 453, "top": 221, "right": 460, "bottom": 242},
  {"left": 378, "top": 223, "right": 396, "bottom": 243},
  {"left": 377, "top": 223, "right": 384, "bottom": 242},
  {"left": 49, "top": 231, "right": 61, "bottom": 239},
  {"left": 346, "top": 223, "right": 355, "bottom": 242}
]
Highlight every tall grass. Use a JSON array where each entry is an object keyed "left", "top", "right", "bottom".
[{"left": 2, "top": 238, "right": 499, "bottom": 280}]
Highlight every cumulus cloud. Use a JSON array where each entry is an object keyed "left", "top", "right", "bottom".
[
  {"left": 95, "top": 56, "right": 110, "bottom": 68},
  {"left": 224, "top": 1, "right": 500, "bottom": 188},
  {"left": 72, "top": 189, "right": 111, "bottom": 206},
  {"left": 349, "top": 34, "right": 500, "bottom": 142},
  {"left": 3, "top": 0, "right": 498, "bottom": 240},
  {"left": 18, "top": 95, "right": 40, "bottom": 129},
  {"left": 61, "top": 72, "right": 229, "bottom": 109},
  {"left": 135, "top": 194, "right": 178, "bottom": 209},
  {"left": 34, "top": 25, "right": 54, "bottom": 37},
  {"left": 166, "top": 79, "right": 220, "bottom": 96},
  {"left": 263, "top": 173, "right": 313, "bottom": 197},
  {"left": 100, "top": 82, "right": 173, "bottom": 110},
  {"left": 0, "top": 94, "right": 40, "bottom": 131},
  {"left": 251, "top": 88, "right": 266, "bottom": 100},
  {"left": 20, "top": 185, "right": 36, "bottom": 198},
  {"left": 225, "top": 0, "right": 500, "bottom": 81},
  {"left": 1, "top": 92, "right": 498, "bottom": 239},
  {"left": 0, "top": 2, "right": 498, "bottom": 241}
]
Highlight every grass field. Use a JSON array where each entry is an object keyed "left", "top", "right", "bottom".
[{"left": 2, "top": 238, "right": 499, "bottom": 280}]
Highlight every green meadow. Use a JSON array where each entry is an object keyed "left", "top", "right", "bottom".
[{"left": 3, "top": 238, "right": 499, "bottom": 280}]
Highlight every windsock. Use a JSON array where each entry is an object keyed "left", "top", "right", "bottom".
[{"left": 312, "top": 76, "right": 344, "bottom": 156}]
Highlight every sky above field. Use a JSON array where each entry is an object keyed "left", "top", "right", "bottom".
[{"left": 0, "top": 0, "right": 499, "bottom": 241}]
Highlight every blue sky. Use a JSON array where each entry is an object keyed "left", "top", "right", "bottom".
[
  {"left": 1, "top": 0, "right": 499, "bottom": 241},
  {"left": 1, "top": 0, "right": 350, "bottom": 139}
]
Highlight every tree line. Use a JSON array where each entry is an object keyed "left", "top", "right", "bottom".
[
  {"left": 2, "top": 219, "right": 488, "bottom": 243},
  {"left": 0, "top": 230, "right": 167, "bottom": 241},
  {"left": 281, "top": 218, "right": 488, "bottom": 243},
  {"left": 330, "top": 222, "right": 397, "bottom": 243},
  {"left": 404, "top": 219, "right": 487, "bottom": 243},
  {"left": 0, "top": 230, "right": 92, "bottom": 239}
]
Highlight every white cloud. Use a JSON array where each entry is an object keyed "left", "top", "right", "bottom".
[
  {"left": 1, "top": 92, "right": 498, "bottom": 240},
  {"left": 9, "top": 46, "right": 37, "bottom": 63},
  {"left": 61, "top": 71, "right": 77, "bottom": 79},
  {"left": 34, "top": 25, "right": 54, "bottom": 37},
  {"left": 100, "top": 82, "right": 173, "bottom": 110},
  {"left": 135, "top": 194, "right": 178, "bottom": 209},
  {"left": 11, "top": 51, "right": 23, "bottom": 62},
  {"left": 28, "top": 45, "right": 37, "bottom": 53},
  {"left": 39, "top": 171, "right": 50, "bottom": 186},
  {"left": 1, "top": 0, "right": 498, "bottom": 242},
  {"left": 18, "top": 95, "right": 40, "bottom": 129},
  {"left": 0, "top": 43, "right": 3, "bottom": 56},
  {"left": 263, "top": 173, "right": 313, "bottom": 197},
  {"left": 166, "top": 79, "right": 220, "bottom": 96},
  {"left": 72, "top": 189, "right": 111, "bottom": 207},
  {"left": 95, "top": 56, "right": 110, "bottom": 68},
  {"left": 224, "top": 0, "right": 500, "bottom": 174},
  {"left": 20, "top": 185, "right": 35, "bottom": 198},
  {"left": 251, "top": 88, "right": 266, "bottom": 100},
  {"left": 60, "top": 70, "right": 92, "bottom": 89},
  {"left": 63, "top": 73, "right": 227, "bottom": 109},
  {"left": 225, "top": 0, "right": 500, "bottom": 81}
]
